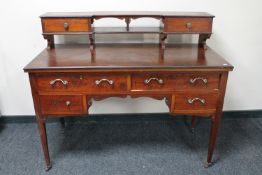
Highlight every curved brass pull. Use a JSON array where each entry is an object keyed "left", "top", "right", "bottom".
[
  {"left": 65, "top": 101, "right": 71, "bottom": 106},
  {"left": 95, "top": 79, "right": 114, "bottom": 85},
  {"left": 187, "top": 98, "right": 206, "bottom": 105},
  {"left": 190, "top": 77, "right": 208, "bottom": 84},
  {"left": 64, "top": 22, "right": 69, "bottom": 30},
  {"left": 144, "top": 78, "right": 164, "bottom": 85},
  {"left": 50, "top": 79, "right": 68, "bottom": 87},
  {"left": 186, "top": 22, "right": 192, "bottom": 30}
]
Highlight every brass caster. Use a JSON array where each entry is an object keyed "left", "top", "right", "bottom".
[
  {"left": 45, "top": 163, "right": 52, "bottom": 171},
  {"left": 204, "top": 162, "right": 212, "bottom": 168}
]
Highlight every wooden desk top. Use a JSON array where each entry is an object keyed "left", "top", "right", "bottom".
[
  {"left": 40, "top": 11, "right": 214, "bottom": 18},
  {"left": 24, "top": 44, "right": 233, "bottom": 72}
]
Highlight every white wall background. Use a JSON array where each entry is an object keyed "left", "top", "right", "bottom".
[{"left": 0, "top": 0, "right": 262, "bottom": 115}]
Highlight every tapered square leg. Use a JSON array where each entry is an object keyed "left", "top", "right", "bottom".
[
  {"left": 206, "top": 115, "right": 221, "bottom": 168},
  {"left": 36, "top": 117, "right": 52, "bottom": 171}
]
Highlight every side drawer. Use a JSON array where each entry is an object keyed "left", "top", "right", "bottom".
[
  {"left": 42, "top": 18, "right": 91, "bottom": 33},
  {"left": 131, "top": 73, "right": 176, "bottom": 91},
  {"left": 39, "top": 95, "right": 84, "bottom": 115},
  {"left": 164, "top": 17, "right": 212, "bottom": 33},
  {"left": 173, "top": 93, "right": 219, "bottom": 113}
]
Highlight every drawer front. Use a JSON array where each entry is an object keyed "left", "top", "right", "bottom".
[
  {"left": 131, "top": 73, "right": 219, "bottom": 91},
  {"left": 39, "top": 95, "right": 84, "bottom": 115},
  {"left": 173, "top": 93, "right": 218, "bottom": 111},
  {"left": 87, "top": 74, "right": 128, "bottom": 92},
  {"left": 131, "top": 73, "right": 176, "bottom": 91},
  {"left": 164, "top": 17, "right": 212, "bottom": 33},
  {"left": 42, "top": 18, "right": 91, "bottom": 33},
  {"left": 35, "top": 73, "right": 127, "bottom": 92},
  {"left": 35, "top": 73, "right": 89, "bottom": 92},
  {"left": 176, "top": 73, "right": 220, "bottom": 90}
]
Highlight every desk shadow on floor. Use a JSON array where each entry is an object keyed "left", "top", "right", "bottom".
[{"left": 51, "top": 118, "right": 211, "bottom": 157}]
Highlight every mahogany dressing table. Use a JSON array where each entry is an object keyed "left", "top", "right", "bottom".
[{"left": 24, "top": 11, "right": 233, "bottom": 171}]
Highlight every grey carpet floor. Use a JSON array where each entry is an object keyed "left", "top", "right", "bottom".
[{"left": 0, "top": 116, "right": 262, "bottom": 175}]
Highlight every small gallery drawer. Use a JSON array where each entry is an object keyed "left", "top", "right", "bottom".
[
  {"left": 164, "top": 17, "right": 212, "bottom": 33},
  {"left": 39, "top": 95, "right": 84, "bottom": 115},
  {"left": 34, "top": 73, "right": 128, "bottom": 92},
  {"left": 42, "top": 18, "right": 91, "bottom": 33},
  {"left": 131, "top": 73, "right": 175, "bottom": 91},
  {"left": 175, "top": 73, "right": 220, "bottom": 90},
  {"left": 173, "top": 93, "right": 218, "bottom": 111}
]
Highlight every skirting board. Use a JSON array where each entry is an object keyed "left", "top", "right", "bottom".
[{"left": 0, "top": 110, "right": 262, "bottom": 124}]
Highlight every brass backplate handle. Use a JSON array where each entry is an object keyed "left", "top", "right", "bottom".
[
  {"left": 190, "top": 77, "right": 208, "bottom": 84},
  {"left": 95, "top": 79, "right": 114, "bottom": 85},
  {"left": 187, "top": 98, "right": 206, "bottom": 105},
  {"left": 50, "top": 79, "right": 68, "bottom": 87},
  {"left": 144, "top": 78, "right": 164, "bottom": 85}
]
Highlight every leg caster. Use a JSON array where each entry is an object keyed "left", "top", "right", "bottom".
[
  {"left": 45, "top": 163, "right": 52, "bottom": 171},
  {"left": 204, "top": 162, "right": 213, "bottom": 168},
  {"left": 37, "top": 117, "right": 51, "bottom": 171},
  {"left": 206, "top": 115, "right": 221, "bottom": 168}
]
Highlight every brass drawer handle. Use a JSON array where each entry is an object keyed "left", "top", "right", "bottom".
[
  {"left": 144, "top": 78, "right": 164, "bottom": 85},
  {"left": 64, "top": 22, "right": 69, "bottom": 30},
  {"left": 188, "top": 98, "right": 206, "bottom": 105},
  {"left": 186, "top": 22, "right": 192, "bottom": 30},
  {"left": 65, "top": 101, "right": 71, "bottom": 106},
  {"left": 190, "top": 77, "right": 208, "bottom": 84},
  {"left": 50, "top": 79, "right": 68, "bottom": 87},
  {"left": 95, "top": 79, "right": 114, "bottom": 85}
]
